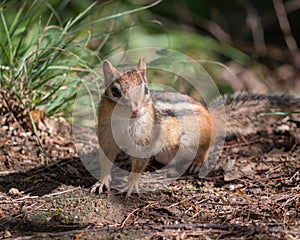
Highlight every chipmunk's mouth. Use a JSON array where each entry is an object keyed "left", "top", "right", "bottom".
[{"left": 130, "top": 109, "right": 145, "bottom": 119}]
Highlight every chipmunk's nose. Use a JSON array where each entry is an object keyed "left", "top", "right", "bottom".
[{"left": 131, "top": 109, "right": 139, "bottom": 119}]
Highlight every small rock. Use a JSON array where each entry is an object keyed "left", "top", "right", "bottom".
[
  {"left": 8, "top": 187, "right": 20, "bottom": 195},
  {"left": 4, "top": 230, "right": 12, "bottom": 238}
]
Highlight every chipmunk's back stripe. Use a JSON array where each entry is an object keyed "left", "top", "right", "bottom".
[
  {"left": 154, "top": 98, "right": 205, "bottom": 118},
  {"left": 159, "top": 108, "right": 203, "bottom": 118},
  {"left": 151, "top": 91, "right": 207, "bottom": 118},
  {"left": 151, "top": 91, "right": 201, "bottom": 105}
]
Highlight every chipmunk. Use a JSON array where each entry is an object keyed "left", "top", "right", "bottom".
[{"left": 91, "top": 57, "right": 300, "bottom": 197}]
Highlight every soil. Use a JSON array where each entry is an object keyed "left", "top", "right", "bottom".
[{"left": 0, "top": 88, "right": 299, "bottom": 240}]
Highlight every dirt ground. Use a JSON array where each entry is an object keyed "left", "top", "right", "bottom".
[{"left": 0, "top": 88, "right": 299, "bottom": 240}]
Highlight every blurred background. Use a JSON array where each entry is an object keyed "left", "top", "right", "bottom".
[{"left": 1, "top": 0, "right": 300, "bottom": 117}]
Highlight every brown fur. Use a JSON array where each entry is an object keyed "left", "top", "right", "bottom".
[
  {"left": 113, "top": 70, "right": 145, "bottom": 93},
  {"left": 92, "top": 58, "right": 213, "bottom": 197}
]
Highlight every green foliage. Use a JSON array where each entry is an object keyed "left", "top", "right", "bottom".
[
  {"left": 0, "top": 0, "right": 161, "bottom": 117},
  {"left": 0, "top": 0, "right": 98, "bottom": 116}
]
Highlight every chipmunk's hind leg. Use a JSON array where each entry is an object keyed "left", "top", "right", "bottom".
[
  {"left": 189, "top": 119, "right": 212, "bottom": 174},
  {"left": 188, "top": 150, "right": 209, "bottom": 174}
]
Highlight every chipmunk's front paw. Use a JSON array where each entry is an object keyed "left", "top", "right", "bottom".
[
  {"left": 119, "top": 173, "right": 141, "bottom": 198},
  {"left": 90, "top": 175, "right": 111, "bottom": 194}
]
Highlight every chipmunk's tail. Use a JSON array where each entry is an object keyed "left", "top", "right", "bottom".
[{"left": 209, "top": 92, "right": 300, "bottom": 137}]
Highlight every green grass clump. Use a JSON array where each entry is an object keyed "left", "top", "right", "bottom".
[
  {"left": 0, "top": 0, "right": 100, "bottom": 116},
  {"left": 0, "top": 0, "right": 161, "bottom": 117}
]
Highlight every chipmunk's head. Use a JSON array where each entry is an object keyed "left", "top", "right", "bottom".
[{"left": 103, "top": 57, "right": 152, "bottom": 119}]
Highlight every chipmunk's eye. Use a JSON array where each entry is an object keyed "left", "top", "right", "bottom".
[
  {"left": 111, "top": 87, "right": 121, "bottom": 98},
  {"left": 144, "top": 86, "right": 149, "bottom": 95}
]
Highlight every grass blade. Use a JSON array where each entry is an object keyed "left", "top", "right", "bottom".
[
  {"left": 75, "top": 0, "right": 162, "bottom": 33},
  {"left": 258, "top": 111, "right": 300, "bottom": 117},
  {"left": 0, "top": 8, "right": 13, "bottom": 65}
]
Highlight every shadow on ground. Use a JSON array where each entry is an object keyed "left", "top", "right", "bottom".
[{"left": 0, "top": 157, "right": 95, "bottom": 196}]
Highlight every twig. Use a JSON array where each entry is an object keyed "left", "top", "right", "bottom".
[
  {"left": 278, "top": 193, "right": 300, "bottom": 210},
  {"left": 237, "top": 0, "right": 267, "bottom": 53},
  {"left": 121, "top": 199, "right": 163, "bottom": 227},
  {"left": 0, "top": 169, "right": 21, "bottom": 176},
  {"left": 285, "top": 0, "right": 300, "bottom": 13},
  {"left": 223, "top": 138, "right": 261, "bottom": 149},
  {"left": 289, "top": 170, "right": 299, "bottom": 181},
  {"left": 75, "top": 225, "right": 91, "bottom": 240},
  {"left": 192, "top": 14, "right": 232, "bottom": 44},
  {"left": 121, "top": 208, "right": 140, "bottom": 227},
  {"left": 41, "top": 186, "right": 81, "bottom": 198},
  {"left": 167, "top": 193, "right": 207, "bottom": 208},
  {"left": 273, "top": 0, "right": 299, "bottom": 54}
]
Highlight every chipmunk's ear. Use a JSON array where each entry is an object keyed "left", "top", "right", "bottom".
[
  {"left": 137, "top": 57, "right": 147, "bottom": 81},
  {"left": 103, "top": 60, "right": 119, "bottom": 87}
]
